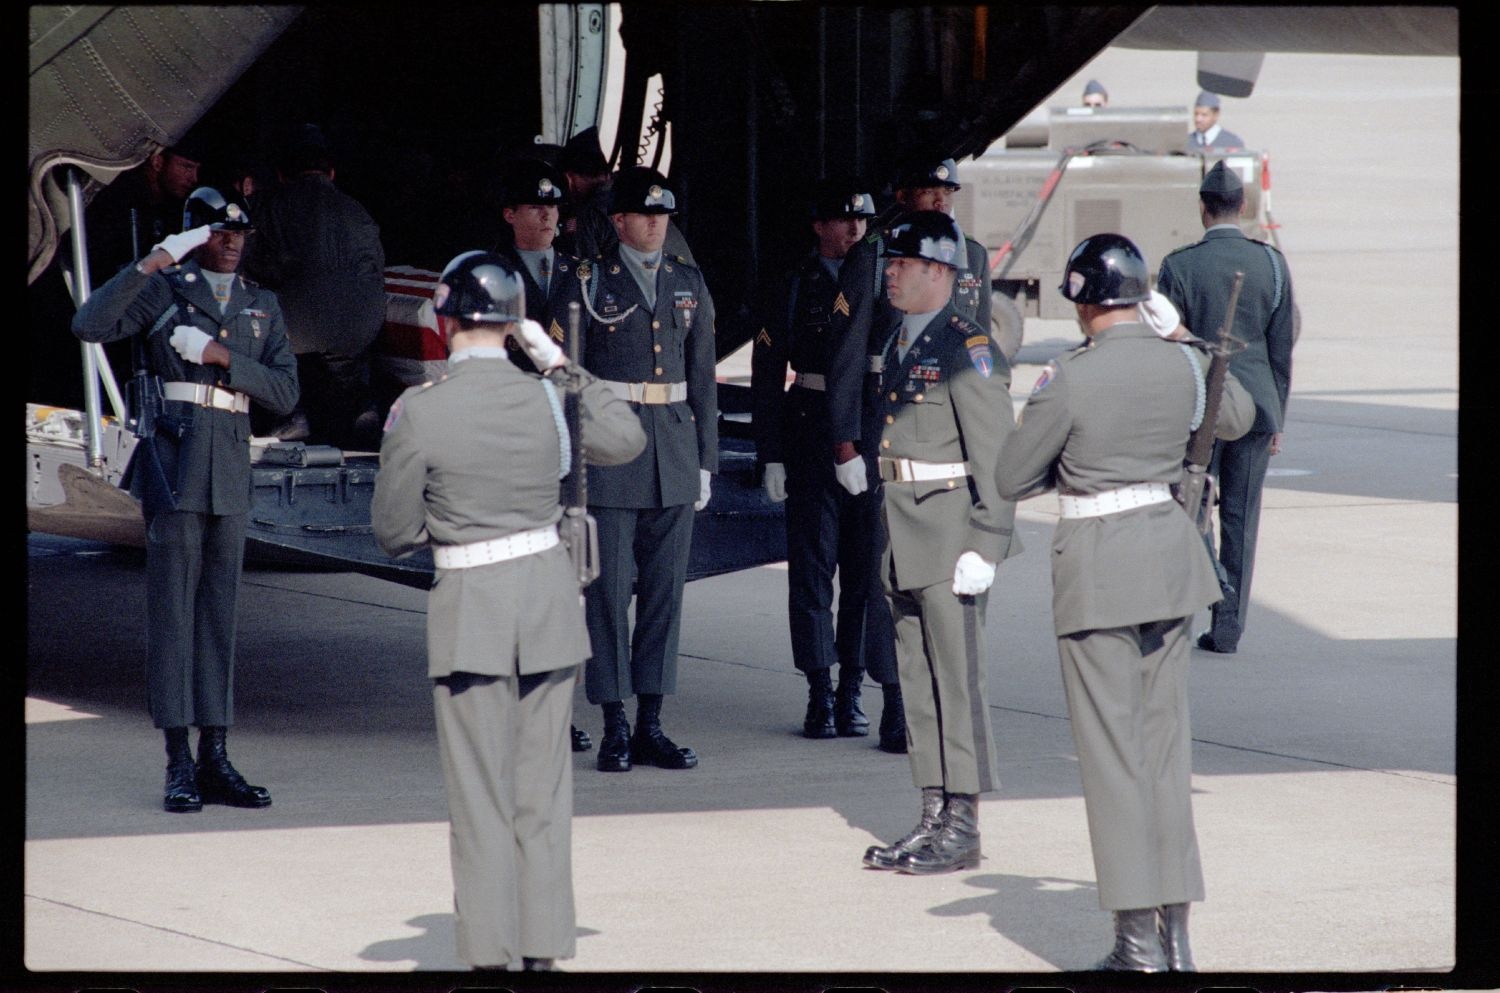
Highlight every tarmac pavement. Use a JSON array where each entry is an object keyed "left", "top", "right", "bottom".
[{"left": 21, "top": 46, "right": 1477, "bottom": 993}]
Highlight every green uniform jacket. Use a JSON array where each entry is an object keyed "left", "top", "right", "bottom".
[
  {"left": 877, "top": 307, "right": 1021, "bottom": 591},
  {"left": 578, "top": 249, "right": 718, "bottom": 508},
  {"left": 1156, "top": 226, "right": 1294, "bottom": 434},
  {"left": 71, "top": 260, "right": 300, "bottom": 514},
  {"left": 994, "top": 322, "right": 1256, "bottom": 636},
  {"left": 372, "top": 357, "right": 646, "bottom": 678}
]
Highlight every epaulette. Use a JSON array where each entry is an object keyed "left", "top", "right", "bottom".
[{"left": 947, "top": 312, "right": 982, "bottom": 337}]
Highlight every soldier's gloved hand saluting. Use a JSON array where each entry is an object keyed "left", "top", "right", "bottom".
[
  {"left": 169, "top": 325, "right": 213, "bottom": 365},
  {"left": 152, "top": 224, "right": 213, "bottom": 264},
  {"left": 514, "top": 318, "right": 566, "bottom": 372},
  {"left": 951, "top": 550, "right": 997, "bottom": 596}
]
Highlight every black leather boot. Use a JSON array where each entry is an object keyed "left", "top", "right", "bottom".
[
  {"left": 802, "top": 669, "right": 836, "bottom": 739},
  {"left": 1093, "top": 907, "right": 1169, "bottom": 971},
  {"left": 571, "top": 723, "right": 593, "bottom": 752},
  {"left": 877, "top": 682, "right": 907, "bottom": 753},
  {"left": 195, "top": 727, "right": 271, "bottom": 808},
  {"left": 834, "top": 665, "right": 870, "bottom": 737},
  {"left": 163, "top": 727, "right": 202, "bottom": 813},
  {"left": 596, "top": 703, "right": 631, "bottom": 772},
  {"left": 895, "top": 792, "right": 981, "bottom": 874},
  {"left": 863, "top": 787, "right": 944, "bottom": 869},
  {"left": 631, "top": 693, "right": 698, "bottom": 769},
  {"left": 1159, "top": 902, "right": 1196, "bottom": 971}
]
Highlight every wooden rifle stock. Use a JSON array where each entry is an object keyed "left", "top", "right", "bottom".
[{"left": 1176, "top": 271, "right": 1244, "bottom": 536}]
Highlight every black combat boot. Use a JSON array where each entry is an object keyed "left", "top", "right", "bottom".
[
  {"left": 877, "top": 682, "right": 908, "bottom": 753},
  {"left": 894, "top": 792, "right": 981, "bottom": 874},
  {"left": 802, "top": 669, "right": 836, "bottom": 739},
  {"left": 1093, "top": 907, "right": 1169, "bottom": 971},
  {"left": 571, "top": 723, "right": 593, "bottom": 752},
  {"left": 1159, "top": 902, "right": 1196, "bottom": 971},
  {"left": 162, "top": 727, "right": 202, "bottom": 813},
  {"left": 195, "top": 726, "right": 271, "bottom": 808},
  {"left": 596, "top": 703, "right": 631, "bottom": 772},
  {"left": 863, "top": 787, "right": 945, "bottom": 870},
  {"left": 834, "top": 665, "right": 870, "bottom": 737},
  {"left": 631, "top": 693, "right": 698, "bottom": 769}
]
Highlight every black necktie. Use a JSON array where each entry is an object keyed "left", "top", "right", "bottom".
[{"left": 538, "top": 254, "right": 550, "bottom": 295}]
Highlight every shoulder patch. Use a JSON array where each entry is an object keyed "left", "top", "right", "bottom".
[
  {"left": 1030, "top": 360, "right": 1059, "bottom": 395},
  {"left": 382, "top": 396, "right": 405, "bottom": 433},
  {"left": 966, "top": 333, "right": 995, "bottom": 378}
]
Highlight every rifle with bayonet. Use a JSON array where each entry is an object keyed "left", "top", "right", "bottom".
[
  {"left": 1175, "top": 271, "right": 1246, "bottom": 594},
  {"left": 559, "top": 301, "right": 601, "bottom": 586}
]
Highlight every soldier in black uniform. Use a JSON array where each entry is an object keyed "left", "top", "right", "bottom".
[
  {"left": 71, "top": 188, "right": 300, "bottom": 813},
  {"left": 1156, "top": 161, "right": 1294, "bottom": 654},
  {"left": 751, "top": 179, "right": 904, "bottom": 743},
  {"left": 578, "top": 167, "right": 719, "bottom": 772}
]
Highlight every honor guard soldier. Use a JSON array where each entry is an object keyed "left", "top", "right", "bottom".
[
  {"left": 751, "top": 179, "right": 904, "bottom": 746},
  {"left": 1156, "top": 161, "right": 1294, "bottom": 653},
  {"left": 994, "top": 234, "right": 1254, "bottom": 970},
  {"left": 372, "top": 251, "right": 646, "bottom": 971},
  {"left": 494, "top": 157, "right": 594, "bottom": 752},
  {"left": 71, "top": 187, "right": 300, "bottom": 814},
  {"left": 577, "top": 166, "right": 719, "bottom": 772},
  {"left": 859, "top": 211, "right": 1020, "bottom": 875}
]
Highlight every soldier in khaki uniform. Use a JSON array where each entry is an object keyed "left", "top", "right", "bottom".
[
  {"left": 859, "top": 211, "right": 1021, "bottom": 876},
  {"left": 994, "top": 234, "right": 1254, "bottom": 970},
  {"left": 71, "top": 187, "right": 299, "bottom": 814},
  {"left": 372, "top": 252, "right": 645, "bottom": 971}
]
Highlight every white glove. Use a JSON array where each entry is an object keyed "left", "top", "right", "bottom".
[
  {"left": 834, "top": 455, "right": 868, "bottom": 496},
  {"left": 1138, "top": 290, "right": 1184, "bottom": 339},
  {"left": 168, "top": 325, "right": 213, "bottom": 365},
  {"left": 762, "top": 462, "right": 787, "bottom": 503},
  {"left": 515, "top": 317, "right": 565, "bottom": 371},
  {"left": 952, "top": 551, "right": 997, "bottom": 596},
  {"left": 695, "top": 469, "right": 713, "bottom": 511},
  {"left": 152, "top": 225, "right": 213, "bottom": 264}
]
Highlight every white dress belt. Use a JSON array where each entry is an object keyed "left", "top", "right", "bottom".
[
  {"left": 878, "top": 456, "right": 971, "bottom": 483},
  {"left": 1057, "top": 482, "right": 1175, "bottom": 519},
  {"left": 598, "top": 379, "right": 688, "bottom": 404},
  {"left": 792, "top": 371, "right": 826, "bottom": 391},
  {"left": 432, "top": 526, "right": 560, "bottom": 570},
  {"left": 162, "top": 381, "right": 250, "bottom": 413}
]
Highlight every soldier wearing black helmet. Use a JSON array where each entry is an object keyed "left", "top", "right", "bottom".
[
  {"left": 995, "top": 233, "right": 1253, "bottom": 970},
  {"left": 750, "top": 179, "right": 906, "bottom": 748},
  {"left": 491, "top": 159, "right": 585, "bottom": 370},
  {"left": 825, "top": 155, "right": 991, "bottom": 521},
  {"left": 575, "top": 166, "right": 718, "bottom": 773},
  {"left": 372, "top": 250, "right": 645, "bottom": 972},
  {"left": 859, "top": 211, "right": 1020, "bottom": 877},
  {"left": 71, "top": 186, "right": 300, "bottom": 816}
]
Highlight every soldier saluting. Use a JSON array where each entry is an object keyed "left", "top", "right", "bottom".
[
  {"left": 994, "top": 234, "right": 1254, "bottom": 970},
  {"left": 71, "top": 187, "right": 299, "bottom": 814},
  {"left": 372, "top": 251, "right": 645, "bottom": 971}
]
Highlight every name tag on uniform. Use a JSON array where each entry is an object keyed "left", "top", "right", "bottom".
[{"left": 600, "top": 294, "right": 621, "bottom": 317}]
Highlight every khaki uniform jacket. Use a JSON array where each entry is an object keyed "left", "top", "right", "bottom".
[
  {"left": 71, "top": 260, "right": 300, "bottom": 514},
  {"left": 578, "top": 248, "right": 719, "bottom": 508},
  {"left": 877, "top": 306, "right": 1021, "bottom": 591},
  {"left": 827, "top": 223, "right": 992, "bottom": 446},
  {"left": 993, "top": 322, "right": 1255, "bottom": 636},
  {"left": 372, "top": 357, "right": 646, "bottom": 677},
  {"left": 1156, "top": 226, "right": 1294, "bottom": 434}
]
